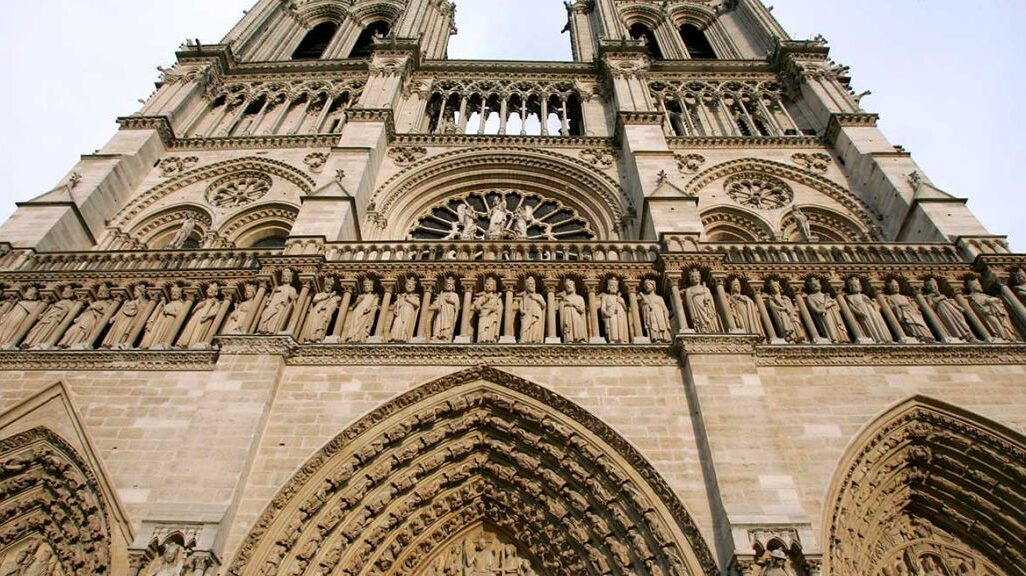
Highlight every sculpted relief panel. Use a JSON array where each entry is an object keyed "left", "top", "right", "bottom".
[{"left": 416, "top": 526, "right": 541, "bottom": 576}]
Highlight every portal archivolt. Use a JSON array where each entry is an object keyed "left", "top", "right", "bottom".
[
  {"left": 228, "top": 367, "right": 718, "bottom": 576},
  {"left": 824, "top": 396, "right": 1026, "bottom": 576}
]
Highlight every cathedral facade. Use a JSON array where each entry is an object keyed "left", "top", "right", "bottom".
[{"left": 0, "top": 1, "right": 1024, "bottom": 575}]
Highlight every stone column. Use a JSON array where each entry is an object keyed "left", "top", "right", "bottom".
[
  {"left": 795, "top": 291, "right": 827, "bottom": 344},
  {"left": 370, "top": 280, "right": 395, "bottom": 343},
  {"left": 500, "top": 278, "right": 517, "bottom": 344},
  {"left": 287, "top": 279, "right": 313, "bottom": 337},
  {"left": 327, "top": 282, "right": 354, "bottom": 344},
  {"left": 413, "top": 283, "right": 434, "bottom": 343},
  {"left": 627, "top": 280, "right": 647, "bottom": 344},
  {"left": 1000, "top": 284, "right": 1026, "bottom": 337},
  {"left": 668, "top": 273, "right": 691, "bottom": 334},
  {"left": 544, "top": 276, "right": 560, "bottom": 344},
  {"left": 836, "top": 294, "right": 872, "bottom": 344},
  {"left": 456, "top": 278, "right": 475, "bottom": 344},
  {"left": 45, "top": 300, "right": 85, "bottom": 348},
  {"left": 876, "top": 292, "right": 911, "bottom": 343},
  {"left": 713, "top": 279, "right": 739, "bottom": 333},
  {"left": 754, "top": 294, "right": 782, "bottom": 344},
  {"left": 245, "top": 283, "right": 269, "bottom": 334},
  {"left": 914, "top": 289, "right": 957, "bottom": 343},
  {"left": 586, "top": 280, "right": 605, "bottom": 344}
]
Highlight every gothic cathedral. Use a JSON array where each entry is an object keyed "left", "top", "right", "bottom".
[{"left": 0, "top": 1, "right": 1023, "bottom": 575}]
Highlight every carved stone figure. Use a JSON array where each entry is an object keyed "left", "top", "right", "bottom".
[
  {"left": 516, "top": 277, "right": 546, "bottom": 344},
  {"left": 0, "top": 287, "right": 45, "bottom": 348},
  {"left": 58, "top": 285, "right": 116, "bottom": 349},
  {"left": 178, "top": 283, "right": 222, "bottom": 347},
  {"left": 343, "top": 278, "right": 380, "bottom": 343},
  {"left": 639, "top": 279, "right": 673, "bottom": 342},
  {"left": 143, "top": 285, "right": 190, "bottom": 349},
  {"left": 805, "top": 277, "right": 849, "bottom": 343},
  {"left": 390, "top": 277, "right": 421, "bottom": 343},
  {"left": 966, "top": 277, "right": 1019, "bottom": 341},
  {"left": 765, "top": 280, "right": 805, "bottom": 343},
  {"left": 472, "top": 277, "right": 503, "bottom": 343},
  {"left": 845, "top": 277, "right": 892, "bottom": 343},
  {"left": 883, "top": 279, "right": 934, "bottom": 342},
  {"left": 167, "top": 216, "right": 196, "bottom": 249},
  {"left": 726, "top": 278, "right": 762, "bottom": 336},
  {"left": 429, "top": 277, "right": 460, "bottom": 343},
  {"left": 684, "top": 269, "right": 720, "bottom": 334},
  {"left": 558, "top": 279, "right": 588, "bottom": 343},
  {"left": 300, "top": 277, "right": 341, "bottom": 343},
  {"left": 1013, "top": 268, "right": 1026, "bottom": 304},
  {"left": 0, "top": 292, "right": 17, "bottom": 323},
  {"left": 22, "top": 286, "right": 77, "bottom": 348},
  {"left": 791, "top": 206, "right": 816, "bottom": 242},
  {"left": 485, "top": 201, "right": 512, "bottom": 240},
  {"left": 224, "top": 283, "right": 258, "bottom": 335},
  {"left": 148, "top": 541, "right": 186, "bottom": 576},
  {"left": 456, "top": 203, "right": 479, "bottom": 240},
  {"left": 922, "top": 278, "right": 976, "bottom": 341},
  {"left": 257, "top": 269, "right": 298, "bottom": 334},
  {"left": 4, "top": 541, "right": 59, "bottom": 576},
  {"left": 763, "top": 549, "right": 794, "bottom": 576},
  {"left": 600, "top": 277, "right": 630, "bottom": 344},
  {"left": 103, "top": 284, "right": 149, "bottom": 349}
]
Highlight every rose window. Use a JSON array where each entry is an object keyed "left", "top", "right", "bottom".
[
  {"left": 409, "top": 190, "right": 594, "bottom": 241},
  {"left": 207, "top": 172, "right": 272, "bottom": 209},
  {"left": 725, "top": 173, "right": 794, "bottom": 210}
]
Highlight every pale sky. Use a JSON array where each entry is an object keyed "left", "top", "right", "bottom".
[{"left": 0, "top": 0, "right": 1022, "bottom": 250}]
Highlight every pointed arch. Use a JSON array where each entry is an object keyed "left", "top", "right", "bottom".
[
  {"left": 128, "top": 204, "right": 213, "bottom": 249},
  {"left": 824, "top": 396, "right": 1026, "bottom": 576},
  {"left": 227, "top": 367, "right": 718, "bottom": 576},
  {"left": 292, "top": 21, "right": 339, "bottom": 60},
  {"left": 219, "top": 202, "right": 300, "bottom": 248}
]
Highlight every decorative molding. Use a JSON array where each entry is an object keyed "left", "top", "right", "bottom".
[
  {"left": 0, "top": 349, "right": 218, "bottom": 371},
  {"left": 288, "top": 343, "right": 678, "bottom": 366},
  {"left": 754, "top": 343, "right": 1026, "bottom": 366}
]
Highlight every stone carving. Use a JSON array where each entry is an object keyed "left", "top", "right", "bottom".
[
  {"left": 102, "top": 284, "right": 151, "bottom": 349},
  {"left": 883, "top": 279, "right": 934, "bottom": 343},
  {"left": 343, "top": 278, "right": 380, "bottom": 343},
  {"left": 676, "top": 153, "right": 706, "bottom": 175},
  {"left": 224, "top": 283, "right": 259, "bottom": 335},
  {"left": 178, "top": 283, "right": 223, "bottom": 348},
  {"left": 410, "top": 191, "right": 592, "bottom": 242},
  {"left": 388, "top": 146, "right": 428, "bottom": 166},
  {"left": 419, "top": 527, "right": 538, "bottom": 576},
  {"left": 1013, "top": 268, "right": 1026, "bottom": 305},
  {"left": 472, "top": 277, "right": 503, "bottom": 344},
  {"left": 790, "top": 206, "right": 817, "bottom": 242},
  {"left": 144, "top": 540, "right": 187, "bottom": 576},
  {"left": 791, "top": 153, "right": 832, "bottom": 173},
  {"left": 303, "top": 152, "right": 329, "bottom": 174},
  {"left": 167, "top": 216, "right": 197, "bottom": 250},
  {"left": 158, "top": 156, "right": 199, "bottom": 178},
  {"left": 1, "top": 541, "right": 60, "bottom": 576},
  {"left": 257, "top": 270, "right": 298, "bottom": 335},
  {"left": 726, "top": 173, "right": 794, "bottom": 210},
  {"left": 300, "top": 277, "right": 340, "bottom": 344},
  {"left": 639, "top": 278, "right": 673, "bottom": 343},
  {"left": 579, "top": 148, "right": 615, "bottom": 167},
  {"left": 142, "top": 285, "right": 192, "bottom": 349},
  {"left": 765, "top": 280, "right": 805, "bottom": 343},
  {"left": 206, "top": 172, "right": 272, "bottom": 209},
  {"left": 845, "top": 277, "right": 891, "bottom": 343},
  {"left": 557, "top": 279, "right": 588, "bottom": 344},
  {"left": 805, "top": 277, "right": 848, "bottom": 343},
  {"left": 921, "top": 278, "right": 976, "bottom": 342},
  {"left": 390, "top": 277, "right": 421, "bottom": 343},
  {"left": 599, "top": 277, "right": 630, "bottom": 344},
  {"left": 516, "top": 277, "right": 546, "bottom": 344},
  {"left": 684, "top": 269, "right": 720, "bottom": 334},
  {"left": 58, "top": 285, "right": 117, "bottom": 350},
  {"left": 965, "top": 277, "right": 1019, "bottom": 341},
  {"left": 726, "top": 278, "right": 762, "bottom": 336},
  {"left": 0, "top": 287, "right": 45, "bottom": 349},
  {"left": 22, "top": 286, "right": 77, "bottom": 349},
  {"left": 430, "top": 277, "right": 461, "bottom": 343}
]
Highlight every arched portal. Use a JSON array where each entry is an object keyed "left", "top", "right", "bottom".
[
  {"left": 824, "top": 396, "right": 1026, "bottom": 576},
  {"left": 227, "top": 367, "right": 718, "bottom": 576}
]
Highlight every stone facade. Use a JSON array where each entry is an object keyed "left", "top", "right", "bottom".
[{"left": 0, "top": 1, "right": 1024, "bottom": 575}]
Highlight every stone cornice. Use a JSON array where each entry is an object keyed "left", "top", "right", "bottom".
[
  {"left": 420, "top": 60, "right": 597, "bottom": 74},
  {"left": 754, "top": 343, "right": 1026, "bottom": 366},
  {"left": 393, "top": 134, "right": 615, "bottom": 149},
  {"left": 0, "top": 349, "right": 219, "bottom": 371},
  {"left": 171, "top": 134, "right": 339, "bottom": 151},
  {"left": 288, "top": 343, "right": 679, "bottom": 366},
  {"left": 825, "top": 112, "right": 880, "bottom": 145},
  {"left": 667, "top": 135, "right": 823, "bottom": 149}
]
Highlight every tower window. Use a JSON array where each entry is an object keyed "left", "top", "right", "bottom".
[
  {"left": 628, "top": 23, "right": 663, "bottom": 60},
  {"left": 680, "top": 24, "right": 717, "bottom": 59},
  {"left": 292, "top": 22, "right": 339, "bottom": 60},
  {"left": 350, "top": 21, "right": 391, "bottom": 58}
]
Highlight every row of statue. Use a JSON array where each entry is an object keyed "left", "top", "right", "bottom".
[{"left": 0, "top": 269, "right": 1022, "bottom": 350}]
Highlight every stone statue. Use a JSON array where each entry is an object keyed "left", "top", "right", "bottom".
[
  {"left": 791, "top": 206, "right": 816, "bottom": 242},
  {"left": 805, "top": 277, "right": 849, "bottom": 343},
  {"left": 223, "top": 283, "right": 258, "bottom": 335},
  {"left": 148, "top": 541, "right": 186, "bottom": 576},
  {"left": 845, "top": 277, "right": 892, "bottom": 343},
  {"left": 765, "top": 280, "right": 805, "bottom": 343},
  {"left": 167, "top": 216, "right": 196, "bottom": 249},
  {"left": 178, "top": 283, "right": 222, "bottom": 347},
  {"left": 512, "top": 204, "right": 553, "bottom": 240},
  {"left": 683, "top": 269, "right": 720, "bottom": 334},
  {"left": 472, "top": 277, "right": 503, "bottom": 343},
  {"left": 599, "top": 277, "right": 630, "bottom": 344},
  {"left": 966, "top": 277, "right": 1019, "bottom": 341},
  {"left": 922, "top": 278, "right": 975, "bottom": 341},
  {"left": 883, "top": 279, "right": 934, "bottom": 342},
  {"left": 22, "top": 286, "right": 77, "bottom": 349},
  {"left": 558, "top": 278, "right": 588, "bottom": 343},
  {"left": 143, "top": 284, "right": 190, "bottom": 349},
  {"left": 4, "top": 542, "right": 58, "bottom": 576},
  {"left": 726, "top": 278, "right": 762, "bottom": 336},
  {"left": 639, "top": 278, "right": 673, "bottom": 343},
  {"left": 0, "top": 287, "right": 43, "bottom": 348},
  {"left": 516, "top": 277, "right": 546, "bottom": 344},
  {"left": 456, "top": 203, "right": 479, "bottom": 240},
  {"left": 300, "top": 277, "right": 341, "bottom": 343},
  {"left": 257, "top": 269, "right": 298, "bottom": 334},
  {"left": 1013, "top": 268, "right": 1026, "bottom": 304},
  {"left": 389, "top": 277, "right": 421, "bottom": 343},
  {"left": 343, "top": 278, "right": 380, "bottom": 343},
  {"left": 0, "top": 292, "right": 17, "bottom": 322},
  {"left": 485, "top": 201, "right": 512, "bottom": 240},
  {"left": 763, "top": 549, "right": 794, "bottom": 576},
  {"left": 429, "top": 277, "right": 460, "bottom": 343},
  {"left": 103, "top": 285, "right": 149, "bottom": 349},
  {"left": 58, "top": 285, "right": 116, "bottom": 349}
]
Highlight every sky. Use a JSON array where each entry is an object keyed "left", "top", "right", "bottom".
[{"left": 0, "top": 0, "right": 1022, "bottom": 251}]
